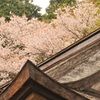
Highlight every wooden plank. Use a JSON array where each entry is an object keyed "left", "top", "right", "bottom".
[
  {"left": 26, "top": 92, "right": 46, "bottom": 100},
  {"left": 38, "top": 28, "right": 100, "bottom": 71},
  {"left": 62, "top": 70, "right": 100, "bottom": 89},
  {"left": 62, "top": 70, "right": 100, "bottom": 98},
  {"left": 0, "top": 61, "right": 89, "bottom": 100},
  {"left": 28, "top": 61, "right": 89, "bottom": 100},
  {"left": 0, "top": 63, "right": 30, "bottom": 100}
]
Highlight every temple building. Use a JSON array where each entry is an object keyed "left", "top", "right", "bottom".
[{"left": 0, "top": 28, "right": 100, "bottom": 100}]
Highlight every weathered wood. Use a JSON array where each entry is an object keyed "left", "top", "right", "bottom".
[
  {"left": 62, "top": 70, "right": 100, "bottom": 98},
  {"left": 62, "top": 70, "right": 100, "bottom": 89},
  {"left": 92, "top": 82, "right": 100, "bottom": 92},
  {"left": 0, "top": 63, "right": 30, "bottom": 100},
  {"left": 38, "top": 28, "right": 100, "bottom": 72},
  {"left": 26, "top": 92, "right": 46, "bottom": 100},
  {"left": 0, "top": 61, "right": 88, "bottom": 100},
  {"left": 43, "top": 39, "right": 100, "bottom": 81},
  {"left": 28, "top": 61, "right": 89, "bottom": 100},
  {"left": 38, "top": 28, "right": 100, "bottom": 83}
]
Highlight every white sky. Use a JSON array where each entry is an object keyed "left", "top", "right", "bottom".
[
  {"left": 32, "top": 0, "right": 84, "bottom": 14},
  {"left": 33, "top": 0, "right": 50, "bottom": 14}
]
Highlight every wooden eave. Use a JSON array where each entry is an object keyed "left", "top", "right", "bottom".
[
  {"left": 62, "top": 70, "right": 100, "bottom": 98},
  {"left": 38, "top": 28, "right": 100, "bottom": 72},
  {"left": 0, "top": 60, "right": 88, "bottom": 100}
]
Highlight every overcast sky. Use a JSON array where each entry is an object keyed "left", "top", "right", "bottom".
[{"left": 33, "top": 0, "right": 50, "bottom": 14}]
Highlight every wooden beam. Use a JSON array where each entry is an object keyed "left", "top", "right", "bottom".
[{"left": 0, "top": 61, "right": 89, "bottom": 100}]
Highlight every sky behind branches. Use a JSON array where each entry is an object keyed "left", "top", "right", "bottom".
[{"left": 33, "top": 0, "right": 50, "bottom": 14}]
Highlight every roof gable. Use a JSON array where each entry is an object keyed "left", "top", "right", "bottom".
[{"left": 0, "top": 60, "right": 88, "bottom": 100}]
